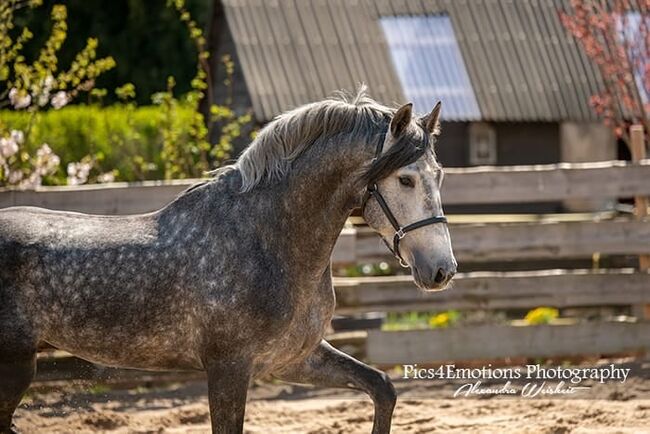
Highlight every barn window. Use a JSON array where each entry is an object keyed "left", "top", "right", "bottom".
[{"left": 379, "top": 15, "right": 481, "bottom": 120}]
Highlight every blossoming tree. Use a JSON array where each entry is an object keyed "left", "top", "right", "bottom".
[
  {"left": 560, "top": 0, "right": 649, "bottom": 141},
  {"left": 0, "top": 0, "right": 115, "bottom": 188}
]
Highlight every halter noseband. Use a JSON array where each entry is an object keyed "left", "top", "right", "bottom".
[{"left": 361, "top": 132, "right": 448, "bottom": 268}]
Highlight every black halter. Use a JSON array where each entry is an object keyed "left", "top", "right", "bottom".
[{"left": 361, "top": 133, "right": 448, "bottom": 268}]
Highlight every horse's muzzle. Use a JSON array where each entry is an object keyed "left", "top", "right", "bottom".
[{"left": 411, "top": 258, "right": 457, "bottom": 292}]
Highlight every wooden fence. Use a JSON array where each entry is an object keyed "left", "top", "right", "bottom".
[
  {"left": 2, "top": 159, "right": 650, "bottom": 366},
  {"left": 3, "top": 160, "right": 650, "bottom": 213}
]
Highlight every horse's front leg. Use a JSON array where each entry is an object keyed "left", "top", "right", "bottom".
[
  {"left": 204, "top": 358, "right": 251, "bottom": 434},
  {"left": 275, "top": 339, "right": 396, "bottom": 434}
]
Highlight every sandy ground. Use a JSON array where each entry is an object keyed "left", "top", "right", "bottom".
[{"left": 14, "top": 361, "right": 650, "bottom": 434}]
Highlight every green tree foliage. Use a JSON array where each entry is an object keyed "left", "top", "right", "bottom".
[
  {"left": 0, "top": 0, "right": 116, "bottom": 187},
  {"left": 153, "top": 0, "right": 252, "bottom": 179},
  {"left": 10, "top": 0, "right": 209, "bottom": 105},
  {"left": 1, "top": 0, "right": 253, "bottom": 186},
  {"left": 0, "top": 104, "right": 195, "bottom": 182}
]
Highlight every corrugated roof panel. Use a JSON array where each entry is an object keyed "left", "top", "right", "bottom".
[
  {"left": 247, "top": 0, "right": 294, "bottom": 111},
  {"left": 278, "top": 0, "right": 327, "bottom": 101},
  {"left": 326, "top": 1, "right": 371, "bottom": 90},
  {"left": 379, "top": 15, "right": 481, "bottom": 120},
  {"left": 261, "top": 0, "right": 310, "bottom": 107},
  {"left": 223, "top": 0, "right": 620, "bottom": 122},
  {"left": 518, "top": 0, "right": 570, "bottom": 119},
  {"left": 501, "top": 0, "right": 554, "bottom": 120},
  {"left": 488, "top": 0, "right": 537, "bottom": 119},
  {"left": 355, "top": 0, "right": 405, "bottom": 104},
  {"left": 452, "top": 0, "right": 510, "bottom": 119},
  {"left": 222, "top": 0, "right": 265, "bottom": 117}
]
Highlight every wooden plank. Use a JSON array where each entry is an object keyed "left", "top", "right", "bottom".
[
  {"left": 331, "top": 228, "right": 357, "bottom": 265},
  {"left": 0, "top": 180, "right": 196, "bottom": 215},
  {"left": 442, "top": 160, "right": 650, "bottom": 204},
  {"left": 629, "top": 126, "right": 649, "bottom": 270},
  {"left": 366, "top": 321, "right": 650, "bottom": 364},
  {"left": 3, "top": 161, "right": 650, "bottom": 213},
  {"left": 629, "top": 125, "right": 650, "bottom": 319},
  {"left": 351, "top": 218, "right": 650, "bottom": 263},
  {"left": 334, "top": 269, "right": 650, "bottom": 314}
]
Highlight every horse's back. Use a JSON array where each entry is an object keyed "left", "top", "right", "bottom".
[
  {"left": 0, "top": 205, "right": 156, "bottom": 245},
  {"left": 0, "top": 206, "right": 206, "bottom": 369},
  {"left": 0, "top": 205, "right": 160, "bottom": 316},
  {"left": 0, "top": 207, "right": 46, "bottom": 281}
]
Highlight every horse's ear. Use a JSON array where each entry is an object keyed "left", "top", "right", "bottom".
[
  {"left": 421, "top": 101, "right": 442, "bottom": 136},
  {"left": 390, "top": 103, "right": 413, "bottom": 137}
]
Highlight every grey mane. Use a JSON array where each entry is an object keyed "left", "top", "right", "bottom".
[{"left": 233, "top": 85, "right": 393, "bottom": 192}]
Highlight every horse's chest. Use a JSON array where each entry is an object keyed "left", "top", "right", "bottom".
[{"left": 254, "top": 276, "right": 336, "bottom": 374}]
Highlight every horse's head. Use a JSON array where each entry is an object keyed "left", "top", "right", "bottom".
[{"left": 362, "top": 102, "right": 456, "bottom": 291}]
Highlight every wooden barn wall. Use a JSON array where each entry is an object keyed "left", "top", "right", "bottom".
[{"left": 438, "top": 121, "right": 562, "bottom": 214}]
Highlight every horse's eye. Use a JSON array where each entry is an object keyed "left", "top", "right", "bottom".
[{"left": 398, "top": 175, "right": 414, "bottom": 188}]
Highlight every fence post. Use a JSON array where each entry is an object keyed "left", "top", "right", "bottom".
[{"left": 629, "top": 124, "right": 650, "bottom": 319}]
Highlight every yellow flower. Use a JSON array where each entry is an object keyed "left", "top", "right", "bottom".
[
  {"left": 524, "top": 307, "right": 559, "bottom": 325},
  {"left": 429, "top": 312, "right": 450, "bottom": 328}
]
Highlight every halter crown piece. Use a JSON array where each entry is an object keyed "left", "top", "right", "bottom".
[{"left": 361, "top": 130, "right": 448, "bottom": 268}]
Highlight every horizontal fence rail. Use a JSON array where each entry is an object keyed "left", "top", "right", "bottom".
[
  {"left": 367, "top": 321, "right": 650, "bottom": 364},
  {"left": 333, "top": 269, "right": 650, "bottom": 314},
  {"left": 442, "top": 159, "right": 650, "bottom": 204},
  {"left": 0, "top": 180, "right": 193, "bottom": 215},
  {"left": 2, "top": 160, "right": 650, "bottom": 214},
  {"left": 334, "top": 219, "right": 650, "bottom": 264}
]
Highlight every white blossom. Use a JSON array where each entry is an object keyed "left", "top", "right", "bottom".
[
  {"left": 97, "top": 171, "right": 115, "bottom": 183},
  {"left": 34, "top": 144, "right": 61, "bottom": 176},
  {"left": 9, "top": 88, "right": 31, "bottom": 109},
  {"left": 34, "top": 76, "right": 55, "bottom": 107},
  {"left": 7, "top": 169, "right": 24, "bottom": 184},
  {"left": 44, "top": 75, "right": 54, "bottom": 91},
  {"left": 19, "top": 172, "right": 41, "bottom": 190},
  {"left": 37, "top": 89, "right": 50, "bottom": 107},
  {"left": 67, "top": 161, "right": 92, "bottom": 185},
  {"left": 51, "top": 91, "right": 69, "bottom": 109},
  {"left": 0, "top": 137, "right": 18, "bottom": 159},
  {"left": 10, "top": 130, "right": 24, "bottom": 145}
]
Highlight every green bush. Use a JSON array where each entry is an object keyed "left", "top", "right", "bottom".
[{"left": 0, "top": 104, "right": 195, "bottom": 183}]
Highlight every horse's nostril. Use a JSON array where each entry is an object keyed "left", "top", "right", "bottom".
[{"left": 434, "top": 268, "right": 446, "bottom": 284}]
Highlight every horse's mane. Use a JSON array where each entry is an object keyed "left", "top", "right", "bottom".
[{"left": 233, "top": 85, "right": 394, "bottom": 192}]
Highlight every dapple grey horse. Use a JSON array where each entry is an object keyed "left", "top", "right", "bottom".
[{"left": 0, "top": 87, "right": 456, "bottom": 433}]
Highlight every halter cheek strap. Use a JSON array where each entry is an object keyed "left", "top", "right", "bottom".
[{"left": 361, "top": 131, "right": 448, "bottom": 268}]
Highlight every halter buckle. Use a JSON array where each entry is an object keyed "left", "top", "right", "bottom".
[{"left": 395, "top": 228, "right": 406, "bottom": 239}]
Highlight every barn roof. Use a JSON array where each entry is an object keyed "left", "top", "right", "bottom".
[{"left": 222, "top": 0, "right": 616, "bottom": 122}]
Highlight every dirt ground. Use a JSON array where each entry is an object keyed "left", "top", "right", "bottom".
[{"left": 15, "top": 361, "right": 650, "bottom": 434}]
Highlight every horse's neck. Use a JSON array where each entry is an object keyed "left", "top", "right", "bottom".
[{"left": 258, "top": 138, "right": 370, "bottom": 273}]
